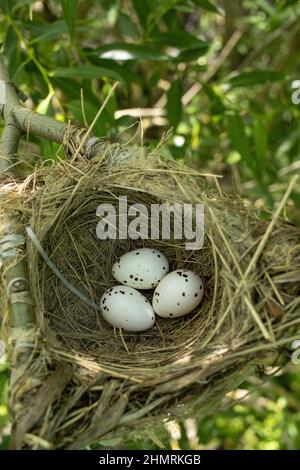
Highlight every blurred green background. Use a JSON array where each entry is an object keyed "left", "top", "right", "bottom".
[{"left": 0, "top": 0, "right": 300, "bottom": 450}]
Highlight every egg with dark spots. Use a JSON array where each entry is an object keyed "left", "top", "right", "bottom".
[
  {"left": 112, "top": 248, "right": 169, "bottom": 289},
  {"left": 152, "top": 269, "right": 204, "bottom": 318},
  {"left": 100, "top": 285, "right": 155, "bottom": 331}
]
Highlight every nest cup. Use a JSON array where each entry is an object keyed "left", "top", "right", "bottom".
[{"left": 1, "top": 145, "right": 300, "bottom": 449}]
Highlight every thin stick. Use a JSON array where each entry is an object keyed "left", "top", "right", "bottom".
[
  {"left": 182, "top": 28, "right": 246, "bottom": 106},
  {"left": 71, "top": 82, "right": 119, "bottom": 162},
  {"left": 26, "top": 226, "right": 100, "bottom": 310},
  {"left": 154, "top": 27, "right": 246, "bottom": 110}
]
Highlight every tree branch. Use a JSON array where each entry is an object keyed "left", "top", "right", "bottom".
[
  {"left": 0, "top": 55, "right": 106, "bottom": 167},
  {"left": 0, "top": 121, "right": 23, "bottom": 175},
  {"left": 0, "top": 57, "right": 34, "bottom": 355},
  {"left": 0, "top": 57, "right": 23, "bottom": 176}
]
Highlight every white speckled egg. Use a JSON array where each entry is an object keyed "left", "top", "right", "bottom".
[
  {"left": 100, "top": 285, "right": 155, "bottom": 331},
  {"left": 153, "top": 269, "right": 204, "bottom": 318},
  {"left": 112, "top": 248, "right": 169, "bottom": 290}
]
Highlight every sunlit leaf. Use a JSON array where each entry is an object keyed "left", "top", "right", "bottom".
[{"left": 36, "top": 91, "right": 54, "bottom": 115}]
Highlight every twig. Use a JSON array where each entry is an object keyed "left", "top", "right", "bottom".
[
  {"left": 182, "top": 27, "right": 246, "bottom": 106},
  {"left": 0, "top": 57, "right": 23, "bottom": 176},
  {"left": 0, "top": 55, "right": 106, "bottom": 161},
  {"left": 154, "top": 27, "right": 246, "bottom": 111},
  {"left": 71, "top": 82, "right": 119, "bottom": 162},
  {"left": 0, "top": 58, "right": 35, "bottom": 353}
]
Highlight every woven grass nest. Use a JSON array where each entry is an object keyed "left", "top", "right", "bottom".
[{"left": 1, "top": 143, "right": 300, "bottom": 450}]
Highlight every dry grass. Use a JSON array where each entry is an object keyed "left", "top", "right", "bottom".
[{"left": 0, "top": 144, "right": 300, "bottom": 449}]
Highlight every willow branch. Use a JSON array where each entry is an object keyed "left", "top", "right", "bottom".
[
  {"left": 0, "top": 55, "right": 105, "bottom": 167},
  {"left": 0, "top": 57, "right": 34, "bottom": 341},
  {"left": 0, "top": 57, "right": 23, "bottom": 176},
  {"left": 0, "top": 122, "right": 23, "bottom": 175}
]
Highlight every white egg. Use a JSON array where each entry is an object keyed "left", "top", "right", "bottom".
[
  {"left": 112, "top": 248, "right": 169, "bottom": 290},
  {"left": 153, "top": 269, "right": 204, "bottom": 319},
  {"left": 100, "top": 285, "right": 155, "bottom": 332}
]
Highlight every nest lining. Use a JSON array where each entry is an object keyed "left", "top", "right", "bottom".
[
  {"left": 1, "top": 146, "right": 300, "bottom": 449},
  {"left": 26, "top": 155, "right": 258, "bottom": 374}
]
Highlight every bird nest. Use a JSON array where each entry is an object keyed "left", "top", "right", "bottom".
[{"left": 0, "top": 144, "right": 300, "bottom": 449}]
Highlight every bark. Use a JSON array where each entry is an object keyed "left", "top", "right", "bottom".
[{"left": 0, "top": 58, "right": 34, "bottom": 337}]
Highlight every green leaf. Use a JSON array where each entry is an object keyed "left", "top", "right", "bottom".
[
  {"left": 150, "top": 31, "right": 207, "bottom": 49},
  {"left": 176, "top": 45, "right": 209, "bottom": 62},
  {"left": 131, "top": 0, "right": 152, "bottom": 28},
  {"left": 0, "top": 0, "right": 13, "bottom": 14},
  {"left": 147, "top": 0, "right": 184, "bottom": 31},
  {"left": 227, "top": 112, "right": 254, "bottom": 170},
  {"left": 290, "top": 192, "right": 300, "bottom": 206},
  {"left": 36, "top": 91, "right": 54, "bottom": 115},
  {"left": 12, "top": 0, "right": 36, "bottom": 12},
  {"left": 3, "top": 26, "right": 19, "bottom": 67},
  {"left": 228, "top": 70, "right": 282, "bottom": 88},
  {"left": 54, "top": 46, "right": 70, "bottom": 68},
  {"left": 202, "top": 83, "right": 225, "bottom": 114},
  {"left": 87, "top": 43, "right": 169, "bottom": 61},
  {"left": 51, "top": 77, "right": 84, "bottom": 100},
  {"left": 281, "top": 0, "right": 298, "bottom": 8},
  {"left": 255, "top": 0, "right": 275, "bottom": 15},
  {"left": 0, "top": 368, "right": 8, "bottom": 404},
  {"left": 87, "top": 56, "right": 140, "bottom": 84},
  {"left": 51, "top": 65, "right": 122, "bottom": 81},
  {"left": 191, "top": 0, "right": 220, "bottom": 13},
  {"left": 52, "top": 78, "right": 110, "bottom": 109},
  {"left": 167, "top": 79, "right": 182, "bottom": 130},
  {"left": 118, "top": 12, "right": 140, "bottom": 39},
  {"left": 0, "top": 436, "right": 11, "bottom": 450},
  {"left": 253, "top": 118, "right": 268, "bottom": 167},
  {"left": 173, "top": 4, "right": 194, "bottom": 13},
  {"left": 22, "top": 20, "right": 69, "bottom": 43},
  {"left": 61, "top": 0, "right": 78, "bottom": 41}
]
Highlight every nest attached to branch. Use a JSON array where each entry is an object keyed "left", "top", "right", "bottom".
[{"left": 1, "top": 144, "right": 300, "bottom": 449}]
